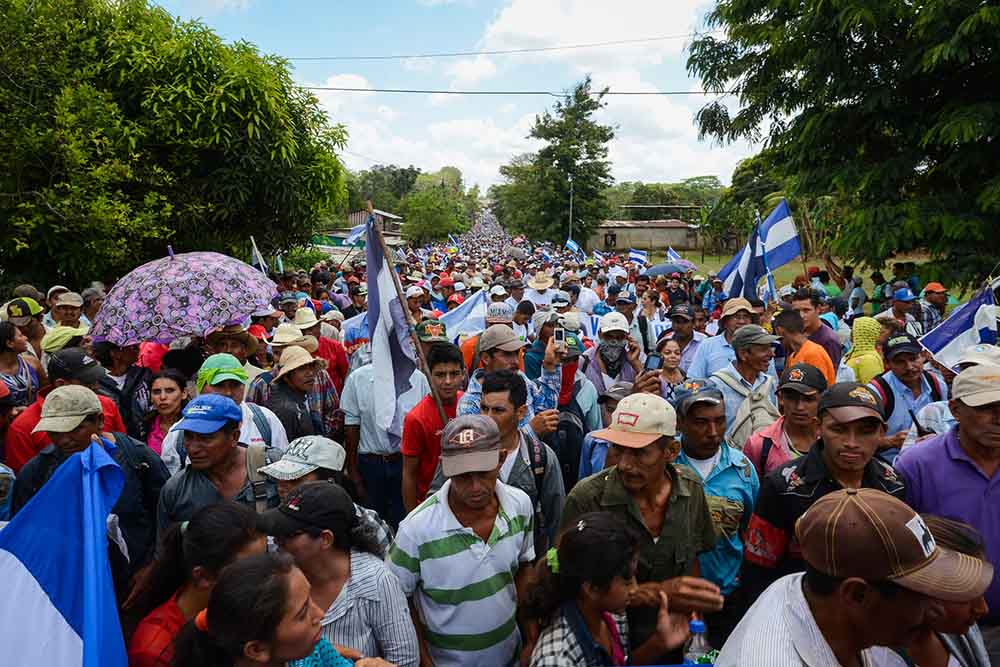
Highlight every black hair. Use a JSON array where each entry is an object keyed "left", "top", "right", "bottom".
[
  {"left": 172, "top": 552, "right": 296, "bottom": 667},
  {"left": 162, "top": 343, "right": 206, "bottom": 381},
  {"left": 596, "top": 276, "right": 607, "bottom": 285},
  {"left": 803, "top": 563, "right": 903, "bottom": 598},
  {"left": 90, "top": 341, "right": 118, "bottom": 367},
  {"left": 481, "top": 368, "right": 528, "bottom": 408},
  {"left": 524, "top": 512, "right": 640, "bottom": 624},
  {"left": 515, "top": 301, "right": 535, "bottom": 317},
  {"left": 565, "top": 284, "right": 580, "bottom": 297},
  {"left": 773, "top": 309, "right": 805, "bottom": 334},
  {"left": 287, "top": 481, "right": 384, "bottom": 558},
  {"left": 143, "top": 368, "right": 190, "bottom": 430},
  {"left": 425, "top": 342, "right": 464, "bottom": 372},
  {"left": 691, "top": 304, "right": 706, "bottom": 315},
  {"left": 921, "top": 515, "right": 987, "bottom": 559},
  {"left": 0, "top": 322, "right": 18, "bottom": 353},
  {"left": 818, "top": 270, "right": 830, "bottom": 283},
  {"left": 871, "top": 271, "right": 885, "bottom": 283},
  {"left": 792, "top": 288, "right": 822, "bottom": 307},
  {"left": 829, "top": 297, "right": 849, "bottom": 319},
  {"left": 125, "top": 502, "right": 260, "bottom": 624},
  {"left": 748, "top": 297, "right": 765, "bottom": 309}
]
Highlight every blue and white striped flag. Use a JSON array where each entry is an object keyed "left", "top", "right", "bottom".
[
  {"left": 344, "top": 223, "right": 366, "bottom": 246},
  {"left": 719, "top": 199, "right": 801, "bottom": 299},
  {"left": 920, "top": 286, "right": 997, "bottom": 370},
  {"left": 249, "top": 235, "right": 268, "bottom": 274},
  {"left": 0, "top": 441, "right": 128, "bottom": 667},
  {"left": 593, "top": 249, "right": 606, "bottom": 263},
  {"left": 666, "top": 246, "right": 682, "bottom": 262},
  {"left": 540, "top": 248, "right": 554, "bottom": 262},
  {"left": 566, "top": 238, "right": 582, "bottom": 257},
  {"left": 440, "top": 288, "right": 489, "bottom": 342},
  {"left": 448, "top": 233, "right": 461, "bottom": 248},
  {"left": 628, "top": 248, "right": 648, "bottom": 264}
]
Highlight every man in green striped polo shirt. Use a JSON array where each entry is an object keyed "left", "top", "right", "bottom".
[{"left": 388, "top": 413, "right": 535, "bottom": 667}]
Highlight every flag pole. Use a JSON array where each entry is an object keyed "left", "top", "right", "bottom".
[{"left": 366, "top": 200, "right": 448, "bottom": 425}]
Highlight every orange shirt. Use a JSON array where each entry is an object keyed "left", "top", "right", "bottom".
[{"left": 787, "top": 339, "right": 836, "bottom": 387}]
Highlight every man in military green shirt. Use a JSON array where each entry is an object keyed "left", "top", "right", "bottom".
[{"left": 560, "top": 392, "right": 723, "bottom": 660}]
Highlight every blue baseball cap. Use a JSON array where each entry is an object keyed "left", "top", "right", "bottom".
[
  {"left": 893, "top": 288, "right": 916, "bottom": 302},
  {"left": 615, "top": 292, "right": 637, "bottom": 305},
  {"left": 671, "top": 378, "right": 724, "bottom": 417},
  {"left": 175, "top": 394, "right": 242, "bottom": 434}
]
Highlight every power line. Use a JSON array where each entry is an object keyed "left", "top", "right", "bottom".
[
  {"left": 287, "top": 32, "right": 720, "bottom": 61},
  {"left": 302, "top": 86, "right": 723, "bottom": 96}
]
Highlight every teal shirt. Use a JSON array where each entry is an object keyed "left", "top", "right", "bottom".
[{"left": 676, "top": 444, "right": 759, "bottom": 595}]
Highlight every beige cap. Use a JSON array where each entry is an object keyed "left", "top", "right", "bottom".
[
  {"left": 721, "top": 297, "right": 753, "bottom": 320},
  {"left": 32, "top": 385, "right": 102, "bottom": 433},
  {"left": 479, "top": 324, "right": 526, "bottom": 353},
  {"left": 957, "top": 344, "right": 1000, "bottom": 368},
  {"left": 599, "top": 311, "right": 630, "bottom": 334},
  {"left": 952, "top": 364, "right": 1000, "bottom": 407},
  {"left": 53, "top": 292, "right": 84, "bottom": 308},
  {"left": 293, "top": 307, "right": 320, "bottom": 329},
  {"left": 590, "top": 393, "right": 677, "bottom": 448}
]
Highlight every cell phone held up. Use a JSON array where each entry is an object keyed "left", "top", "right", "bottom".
[
  {"left": 553, "top": 327, "right": 566, "bottom": 344},
  {"left": 643, "top": 352, "right": 664, "bottom": 371}
]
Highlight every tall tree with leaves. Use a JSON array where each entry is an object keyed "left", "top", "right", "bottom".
[
  {"left": 688, "top": 0, "right": 1000, "bottom": 286},
  {"left": 493, "top": 77, "right": 614, "bottom": 243}
]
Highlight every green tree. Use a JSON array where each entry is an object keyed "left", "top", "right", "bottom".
[
  {"left": 688, "top": 0, "right": 1000, "bottom": 285},
  {"left": 401, "top": 187, "right": 464, "bottom": 245},
  {"left": 356, "top": 164, "right": 421, "bottom": 215},
  {"left": 493, "top": 78, "right": 615, "bottom": 243},
  {"left": 1, "top": 0, "right": 347, "bottom": 287}
]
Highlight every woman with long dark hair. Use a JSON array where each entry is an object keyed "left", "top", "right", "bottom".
[
  {"left": 125, "top": 502, "right": 266, "bottom": 667},
  {"left": 145, "top": 369, "right": 189, "bottom": 457},
  {"left": 0, "top": 321, "right": 43, "bottom": 407},
  {"left": 526, "top": 512, "right": 689, "bottom": 666}
]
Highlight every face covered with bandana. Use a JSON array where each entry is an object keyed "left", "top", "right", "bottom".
[{"left": 598, "top": 331, "right": 628, "bottom": 378}]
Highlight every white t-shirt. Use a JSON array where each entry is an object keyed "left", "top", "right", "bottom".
[
  {"left": 512, "top": 321, "right": 530, "bottom": 342},
  {"left": 575, "top": 286, "right": 601, "bottom": 314},
  {"left": 686, "top": 449, "right": 722, "bottom": 480},
  {"left": 524, "top": 288, "right": 553, "bottom": 310}
]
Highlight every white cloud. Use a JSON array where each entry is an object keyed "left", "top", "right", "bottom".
[
  {"left": 186, "top": 0, "right": 251, "bottom": 13},
  {"left": 499, "top": 102, "right": 517, "bottom": 114},
  {"left": 445, "top": 55, "right": 497, "bottom": 87},
  {"left": 402, "top": 58, "right": 434, "bottom": 73}
]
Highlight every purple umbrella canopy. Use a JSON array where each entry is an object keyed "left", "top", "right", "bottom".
[{"left": 90, "top": 251, "right": 278, "bottom": 345}]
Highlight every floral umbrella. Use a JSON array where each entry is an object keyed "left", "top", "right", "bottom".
[{"left": 90, "top": 251, "right": 278, "bottom": 345}]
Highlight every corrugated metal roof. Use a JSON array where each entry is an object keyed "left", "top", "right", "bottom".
[{"left": 597, "top": 219, "right": 695, "bottom": 229}]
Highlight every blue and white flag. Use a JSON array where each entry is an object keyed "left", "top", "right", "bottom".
[
  {"left": 448, "top": 233, "right": 462, "bottom": 248},
  {"left": 250, "top": 235, "right": 268, "bottom": 274},
  {"left": 395, "top": 247, "right": 408, "bottom": 262},
  {"left": 540, "top": 248, "right": 554, "bottom": 263},
  {"left": 920, "top": 286, "right": 997, "bottom": 370},
  {"left": 593, "top": 249, "right": 606, "bottom": 263},
  {"left": 719, "top": 199, "right": 801, "bottom": 299},
  {"left": 628, "top": 248, "right": 648, "bottom": 265},
  {"left": 440, "top": 288, "right": 489, "bottom": 342},
  {"left": 344, "top": 223, "right": 367, "bottom": 246},
  {"left": 566, "top": 238, "right": 583, "bottom": 257},
  {"left": 366, "top": 215, "right": 417, "bottom": 445},
  {"left": 666, "top": 246, "right": 682, "bottom": 262},
  {"left": 0, "top": 442, "right": 127, "bottom": 667}
]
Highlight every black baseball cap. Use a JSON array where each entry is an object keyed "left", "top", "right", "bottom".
[
  {"left": 47, "top": 347, "right": 107, "bottom": 385},
  {"left": 668, "top": 304, "right": 694, "bottom": 320},
  {"left": 257, "top": 481, "right": 355, "bottom": 538},
  {"left": 818, "top": 382, "right": 885, "bottom": 423},
  {"left": 884, "top": 333, "right": 922, "bottom": 360},
  {"left": 779, "top": 363, "right": 828, "bottom": 396}
]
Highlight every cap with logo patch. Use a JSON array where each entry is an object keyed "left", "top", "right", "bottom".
[
  {"left": 485, "top": 302, "right": 515, "bottom": 324},
  {"left": 598, "top": 382, "right": 633, "bottom": 404},
  {"left": 670, "top": 378, "right": 724, "bottom": 417},
  {"left": 779, "top": 363, "right": 828, "bottom": 396},
  {"left": 5, "top": 297, "right": 43, "bottom": 326},
  {"left": 884, "top": 333, "right": 922, "bottom": 360},
  {"left": 796, "top": 488, "right": 993, "bottom": 602},
  {"left": 668, "top": 304, "right": 694, "bottom": 321},
  {"left": 590, "top": 393, "right": 677, "bottom": 448},
  {"left": 415, "top": 319, "right": 449, "bottom": 343},
  {"left": 257, "top": 481, "right": 356, "bottom": 538},
  {"left": 818, "top": 382, "right": 885, "bottom": 423},
  {"left": 47, "top": 347, "right": 107, "bottom": 384},
  {"left": 258, "top": 436, "right": 346, "bottom": 480},
  {"left": 440, "top": 414, "right": 502, "bottom": 477},
  {"left": 174, "top": 394, "right": 242, "bottom": 434},
  {"left": 599, "top": 311, "right": 630, "bottom": 335},
  {"left": 561, "top": 332, "right": 584, "bottom": 360}
]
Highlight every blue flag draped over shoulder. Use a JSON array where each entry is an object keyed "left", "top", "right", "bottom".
[{"left": 0, "top": 442, "right": 126, "bottom": 667}]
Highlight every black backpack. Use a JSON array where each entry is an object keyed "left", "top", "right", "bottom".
[
  {"left": 543, "top": 379, "right": 588, "bottom": 491},
  {"left": 870, "top": 371, "right": 943, "bottom": 422}
]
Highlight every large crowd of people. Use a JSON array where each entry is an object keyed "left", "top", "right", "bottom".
[{"left": 0, "top": 216, "right": 998, "bottom": 667}]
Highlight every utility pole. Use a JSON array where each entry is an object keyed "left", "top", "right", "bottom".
[{"left": 568, "top": 173, "right": 574, "bottom": 241}]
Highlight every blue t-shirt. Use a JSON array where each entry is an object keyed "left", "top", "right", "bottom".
[{"left": 291, "top": 638, "right": 354, "bottom": 667}]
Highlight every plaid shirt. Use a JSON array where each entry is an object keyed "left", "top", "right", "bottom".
[
  {"left": 918, "top": 299, "right": 942, "bottom": 335},
  {"left": 247, "top": 368, "right": 343, "bottom": 437},
  {"left": 530, "top": 606, "right": 629, "bottom": 667}
]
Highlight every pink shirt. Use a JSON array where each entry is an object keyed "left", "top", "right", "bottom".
[
  {"left": 742, "top": 417, "right": 799, "bottom": 479},
  {"left": 147, "top": 415, "right": 166, "bottom": 456}
]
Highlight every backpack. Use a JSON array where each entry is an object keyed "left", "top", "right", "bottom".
[
  {"left": 175, "top": 403, "right": 273, "bottom": 472},
  {"left": 637, "top": 315, "right": 652, "bottom": 355},
  {"left": 522, "top": 428, "right": 550, "bottom": 552},
  {"left": 710, "top": 372, "right": 780, "bottom": 451},
  {"left": 543, "top": 379, "right": 588, "bottom": 491},
  {"left": 870, "top": 372, "right": 944, "bottom": 423}
]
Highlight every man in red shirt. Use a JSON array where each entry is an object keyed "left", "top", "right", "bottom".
[
  {"left": 293, "top": 307, "right": 348, "bottom": 393},
  {"left": 5, "top": 347, "right": 126, "bottom": 472},
  {"left": 401, "top": 342, "right": 464, "bottom": 511}
]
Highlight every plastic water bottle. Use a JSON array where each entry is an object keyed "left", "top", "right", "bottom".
[{"left": 682, "top": 619, "right": 712, "bottom": 664}]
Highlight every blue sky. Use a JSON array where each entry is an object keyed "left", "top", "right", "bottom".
[{"left": 157, "top": 0, "right": 756, "bottom": 190}]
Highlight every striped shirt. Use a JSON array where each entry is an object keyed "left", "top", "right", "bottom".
[
  {"left": 318, "top": 550, "right": 418, "bottom": 667},
  {"left": 387, "top": 479, "right": 535, "bottom": 667},
  {"left": 716, "top": 573, "right": 907, "bottom": 667}
]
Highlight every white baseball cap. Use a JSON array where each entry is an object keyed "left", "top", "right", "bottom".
[
  {"left": 405, "top": 285, "right": 424, "bottom": 299},
  {"left": 258, "top": 436, "right": 347, "bottom": 480},
  {"left": 489, "top": 284, "right": 509, "bottom": 297},
  {"left": 590, "top": 393, "right": 677, "bottom": 448},
  {"left": 599, "top": 311, "right": 630, "bottom": 334}
]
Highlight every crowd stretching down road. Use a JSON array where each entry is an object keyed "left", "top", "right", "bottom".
[{"left": 1, "top": 215, "right": 999, "bottom": 667}]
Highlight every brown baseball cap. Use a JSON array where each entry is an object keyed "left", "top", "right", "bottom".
[
  {"left": 440, "top": 414, "right": 501, "bottom": 477},
  {"left": 796, "top": 488, "right": 993, "bottom": 602},
  {"left": 720, "top": 297, "right": 753, "bottom": 320},
  {"left": 479, "top": 324, "right": 526, "bottom": 353}
]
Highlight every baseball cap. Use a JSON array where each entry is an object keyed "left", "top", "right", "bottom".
[
  {"left": 668, "top": 304, "right": 693, "bottom": 320},
  {"left": 923, "top": 282, "right": 947, "bottom": 294},
  {"left": 174, "top": 394, "right": 242, "bottom": 434},
  {"left": 558, "top": 312, "right": 582, "bottom": 333},
  {"left": 439, "top": 276, "right": 455, "bottom": 288},
  {"left": 479, "top": 324, "right": 525, "bottom": 352},
  {"left": 405, "top": 285, "right": 424, "bottom": 299},
  {"left": 957, "top": 343, "right": 1000, "bottom": 368},
  {"left": 350, "top": 285, "right": 368, "bottom": 297},
  {"left": 551, "top": 291, "right": 571, "bottom": 307},
  {"left": 615, "top": 293, "right": 637, "bottom": 305},
  {"left": 6, "top": 297, "right": 43, "bottom": 326},
  {"left": 196, "top": 353, "right": 249, "bottom": 392},
  {"left": 453, "top": 281, "right": 466, "bottom": 292},
  {"left": 485, "top": 302, "right": 514, "bottom": 324},
  {"left": 796, "top": 488, "right": 993, "bottom": 602},
  {"left": 258, "top": 481, "right": 356, "bottom": 538},
  {"left": 599, "top": 312, "right": 630, "bottom": 334},
  {"left": 730, "top": 324, "right": 779, "bottom": 349},
  {"left": 590, "top": 393, "right": 677, "bottom": 448},
  {"left": 13, "top": 284, "right": 45, "bottom": 302},
  {"left": 46, "top": 347, "right": 107, "bottom": 384},
  {"left": 440, "top": 414, "right": 502, "bottom": 477},
  {"left": 53, "top": 292, "right": 84, "bottom": 308},
  {"left": 671, "top": 378, "right": 724, "bottom": 417},
  {"left": 892, "top": 288, "right": 917, "bottom": 302},
  {"left": 415, "top": 319, "right": 449, "bottom": 343},
  {"left": 598, "top": 382, "right": 633, "bottom": 404},
  {"left": 252, "top": 306, "right": 283, "bottom": 318},
  {"left": 32, "top": 385, "right": 103, "bottom": 434},
  {"left": 562, "top": 332, "right": 584, "bottom": 360},
  {"left": 489, "top": 284, "right": 509, "bottom": 297},
  {"left": 818, "top": 382, "right": 885, "bottom": 423},
  {"left": 778, "top": 363, "right": 828, "bottom": 396},
  {"left": 46, "top": 285, "right": 70, "bottom": 300},
  {"left": 41, "top": 325, "right": 90, "bottom": 354},
  {"left": 278, "top": 291, "right": 299, "bottom": 304},
  {"left": 720, "top": 297, "right": 753, "bottom": 320},
  {"left": 952, "top": 364, "right": 1000, "bottom": 407},
  {"left": 258, "top": 436, "right": 347, "bottom": 480},
  {"left": 607, "top": 283, "right": 623, "bottom": 296},
  {"left": 884, "top": 333, "right": 922, "bottom": 360}
]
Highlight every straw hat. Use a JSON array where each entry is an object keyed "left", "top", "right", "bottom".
[
  {"left": 270, "top": 322, "right": 318, "bottom": 354},
  {"left": 206, "top": 324, "right": 259, "bottom": 356},
  {"left": 528, "top": 271, "right": 554, "bottom": 290},
  {"left": 273, "top": 346, "right": 323, "bottom": 382},
  {"left": 293, "top": 307, "right": 320, "bottom": 330}
]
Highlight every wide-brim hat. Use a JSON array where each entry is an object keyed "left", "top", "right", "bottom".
[
  {"left": 273, "top": 345, "right": 324, "bottom": 381},
  {"left": 206, "top": 324, "right": 258, "bottom": 356},
  {"left": 270, "top": 323, "right": 318, "bottom": 353},
  {"left": 528, "top": 271, "right": 554, "bottom": 290}
]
